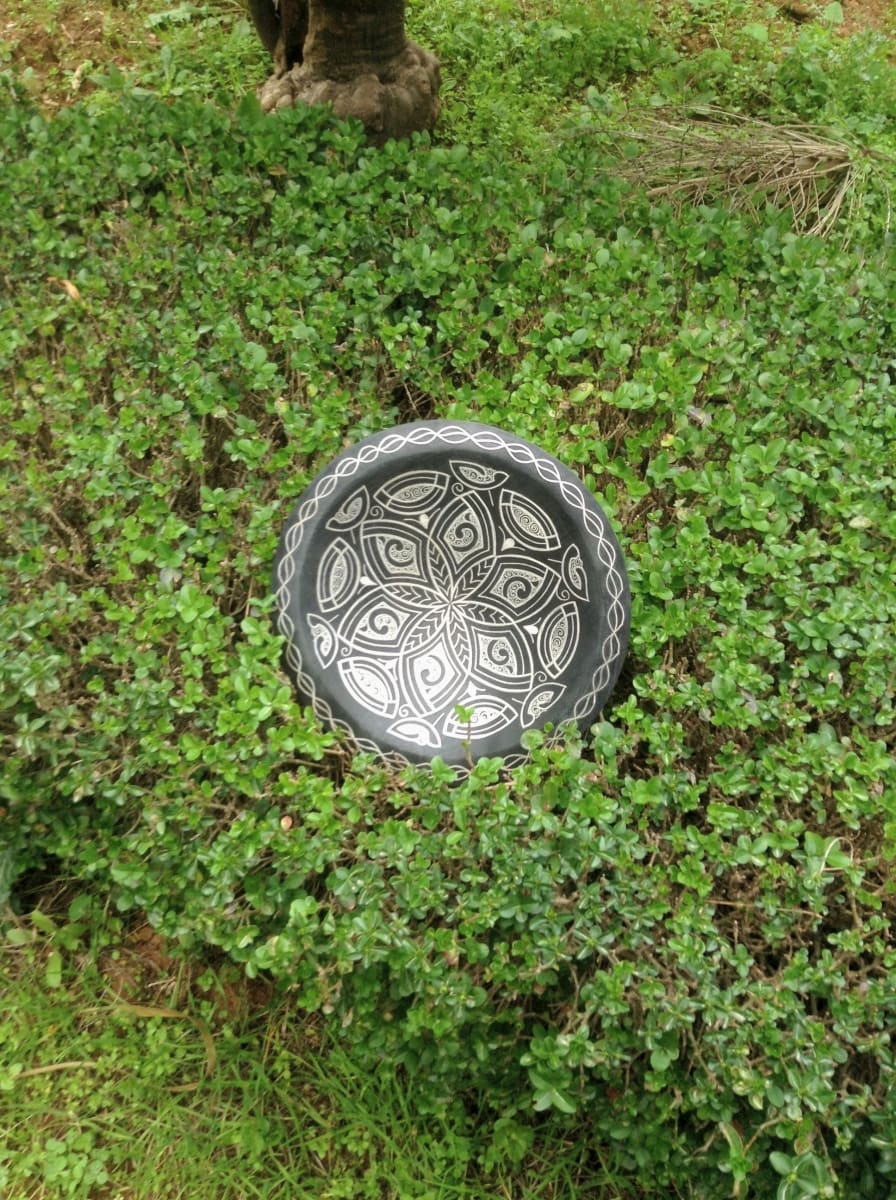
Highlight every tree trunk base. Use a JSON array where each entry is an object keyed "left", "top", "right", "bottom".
[{"left": 257, "top": 40, "right": 440, "bottom": 146}]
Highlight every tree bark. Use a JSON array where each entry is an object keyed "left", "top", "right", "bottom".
[
  {"left": 253, "top": 0, "right": 440, "bottom": 145},
  {"left": 303, "top": 0, "right": 406, "bottom": 82}
]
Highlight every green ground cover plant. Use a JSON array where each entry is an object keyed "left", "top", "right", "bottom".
[
  {"left": 1, "top": 2, "right": 895, "bottom": 1197},
  {"left": 5, "top": 894, "right": 603, "bottom": 1199}
]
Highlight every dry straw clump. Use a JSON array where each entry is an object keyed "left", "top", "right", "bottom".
[{"left": 609, "top": 106, "right": 892, "bottom": 239}]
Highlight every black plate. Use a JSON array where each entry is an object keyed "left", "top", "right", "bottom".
[{"left": 272, "top": 420, "right": 630, "bottom": 770}]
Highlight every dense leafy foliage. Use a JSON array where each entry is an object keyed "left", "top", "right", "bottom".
[{"left": 2, "top": 5, "right": 895, "bottom": 1197}]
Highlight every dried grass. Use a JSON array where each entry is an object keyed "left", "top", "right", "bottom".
[{"left": 603, "top": 106, "right": 892, "bottom": 239}]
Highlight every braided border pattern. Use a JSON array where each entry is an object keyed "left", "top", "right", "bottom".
[{"left": 274, "top": 425, "right": 628, "bottom": 772}]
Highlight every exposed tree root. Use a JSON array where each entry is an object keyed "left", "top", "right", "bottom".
[{"left": 258, "top": 38, "right": 440, "bottom": 146}]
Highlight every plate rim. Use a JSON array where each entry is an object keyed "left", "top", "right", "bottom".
[{"left": 272, "top": 419, "right": 630, "bottom": 772}]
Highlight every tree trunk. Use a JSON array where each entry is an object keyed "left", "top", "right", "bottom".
[
  {"left": 248, "top": 0, "right": 309, "bottom": 72},
  {"left": 253, "top": 0, "right": 440, "bottom": 145}
]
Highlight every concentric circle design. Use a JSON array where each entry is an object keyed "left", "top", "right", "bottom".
[{"left": 272, "top": 421, "right": 630, "bottom": 771}]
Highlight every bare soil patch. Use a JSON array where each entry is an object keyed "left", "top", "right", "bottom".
[
  {"left": 837, "top": 0, "right": 894, "bottom": 36},
  {"left": 0, "top": 1, "right": 160, "bottom": 107},
  {"left": 100, "top": 920, "right": 277, "bottom": 1021},
  {"left": 657, "top": 0, "right": 892, "bottom": 55}
]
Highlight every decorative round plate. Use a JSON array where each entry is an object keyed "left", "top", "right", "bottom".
[{"left": 272, "top": 421, "right": 630, "bottom": 771}]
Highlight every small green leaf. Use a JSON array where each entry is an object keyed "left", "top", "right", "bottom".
[
  {"left": 743, "top": 21, "right": 769, "bottom": 41},
  {"left": 0, "top": 1063, "right": 23, "bottom": 1091},
  {"left": 533, "top": 1085, "right": 577, "bottom": 1114},
  {"left": 68, "top": 895, "right": 92, "bottom": 922},
  {"left": 30, "top": 910, "right": 57, "bottom": 936},
  {"left": 767, "top": 1083, "right": 787, "bottom": 1108},
  {"left": 650, "top": 1047, "right": 673, "bottom": 1071},
  {"left": 5, "top": 927, "right": 35, "bottom": 947},
  {"left": 770, "top": 1152, "right": 794, "bottom": 1175},
  {"left": 45, "top": 949, "right": 63, "bottom": 989}
]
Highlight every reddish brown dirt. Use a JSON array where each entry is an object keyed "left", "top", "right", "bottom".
[
  {"left": 777, "top": 0, "right": 893, "bottom": 36},
  {"left": 657, "top": 0, "right": 892, "bottom": 54},
  {"left": 0, "top": 2, "right": 159, "bottom": 108},
  {"left": 838, "top": 0, "right": 894, "bottom": 36},
  {"left": 101, "top": 920, "right": 276, "bottom": 1021},
  {"left": 782, "top": 0, "right": 893, "bottom": 36}
]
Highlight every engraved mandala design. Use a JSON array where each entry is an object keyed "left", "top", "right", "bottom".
[
  {"left": 306, "top": 459, "right": 580, "bottom": 750},
  {"left": 274, "top": 424, "right": 629, "bottom": 772}
]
